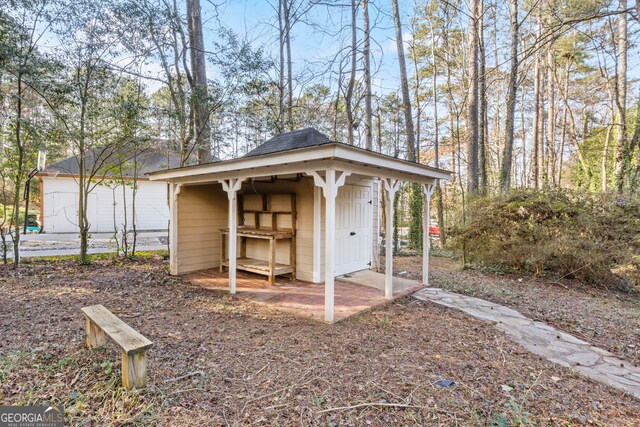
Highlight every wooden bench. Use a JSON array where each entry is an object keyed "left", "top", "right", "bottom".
[{"left": 81, "top": 304, "right": 153, "bottom": 389}]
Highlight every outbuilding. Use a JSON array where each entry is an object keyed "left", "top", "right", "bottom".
[
  {"left": 149, "top": 128, "right": 451, "bottom": 322},
  {"left": 39, "top": 147, "right": 181, "bottom": 233}
]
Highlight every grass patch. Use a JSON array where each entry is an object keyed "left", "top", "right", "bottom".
[{"left": 23, "top": 249, "right": 168, "bottom": 264}]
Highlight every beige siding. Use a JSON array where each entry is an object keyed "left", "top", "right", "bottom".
[{"left": 175, "top": 184, "right": 227, "bottom": 274}]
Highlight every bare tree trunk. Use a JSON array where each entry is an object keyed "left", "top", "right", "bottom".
[
  {"left": 429, "top": 20, "right": 446, "bottom": 245},
  {"left": 478, "top": 0, "right": 487, "bottom": 193},
  {"left": 333, "top": 68, "right": 341, "bottom": 140},
  {"left": 278, "top": 0, "right": 285, "bottom": 132},
  {"left": 283, "top": 0, "right": 293, "bottom": 130},
  {"left": 558, "top": 61, "right": 570, "bottom": 186},
  {"left": 540, "top": 54, "right": 548, "bottom": 187},
  {"left": 601, "top": 76, "right": 616, "bottom": 192},
  {"left": 11, "top": 75, "right": 24, "bottom": 266},
  {"left": 445, "top": 50, "right": 457, "bottom": 183},
  {"left": 520, "top": 88, "right": 528, "bottom": 186},
  {"left": 614, "top": 0, "right": 628, "bottom": 192},
  {"left": 466, "top": 0, "right": 480, "bottom": 193},
  {"left": 532, "top": 10, "right": 543, "bottom": 189},
  {"left": 499, "top": 0, "right": 518, "bottom": 193},
  {"left": 186, "top": 0, "right": 211, "bottom": 163},
  {"left": 546, "top": 47, "right": 556, "bottom": 187},
  {"left": 345, "top": 0, "right": 357, "bottom": 145},
  {"left": 363, "top": 0, "right": 372, "bottom": 150},
  {"left": 411, "top": 33, "right": 421, "bottom": 160},
  {"left": 391, "top": 0, "right": 416, "bottom": 162}
]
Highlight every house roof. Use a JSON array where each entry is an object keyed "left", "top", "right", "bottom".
[
  {"left": 40, "top": 145, "right": 184, "bottom": 179},
  {"left": 149, "top": 129, "right": 452, "bottom": 185},
  {"left": 244, "top": 128, "right": 333, "bottom": 157}
]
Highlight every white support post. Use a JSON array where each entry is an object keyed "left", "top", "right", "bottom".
[
  {"left": 220, "top": 178, "right": 244, "bottom": 294},
  {"left": 382, "top": 178, "right": 402, "bottom": 300},
  {"left": 307, "top": 169, "right": 350, "bottom": 322},
  {"left": 169, "top": 183, "right": 182, "bottom": 275},
  {"left": 422, "top": 183, "right": 435, "bottom": 285}
]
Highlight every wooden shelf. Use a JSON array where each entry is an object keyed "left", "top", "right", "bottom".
[
  {"left": 220, "top": 228, "right": 293, "bottom": 240},
  {"left": 222, "top": 258, "right": 294, "bottom": 276},
  {"left": 221, "top": 193, "right": 297, "bottom": 284}
]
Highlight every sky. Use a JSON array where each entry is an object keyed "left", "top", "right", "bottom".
[{"left": 186, "top": 0, "right": 409, "bottom": 96}]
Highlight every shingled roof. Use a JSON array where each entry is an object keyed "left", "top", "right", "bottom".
[
  {"left": 42, "top": 145, "right": 184, "bottom": 178},
  {"left": 244, "top": 128, "right": 335, "bottom": 157}
]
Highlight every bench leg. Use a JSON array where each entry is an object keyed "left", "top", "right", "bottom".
[
  {"left": 122, "top": 350, "right": 148, "bottom": 389},
  {"left": 85, "top": 318, "right": 107, "bottom": 349}
]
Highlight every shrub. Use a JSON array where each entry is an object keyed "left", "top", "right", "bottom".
[{"left": 448, "top": 190, "right": 640, "bottom": 291}]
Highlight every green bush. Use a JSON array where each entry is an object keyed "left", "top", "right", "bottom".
[{"left": 448, "top": 190, "right": 640, "bottom": 291}]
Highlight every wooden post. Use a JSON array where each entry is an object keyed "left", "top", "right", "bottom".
[
  {"left": 324, "top": 170, "right": 337, "bottom": 322},
  {"left": 312, "top": 186, "right": 322, "bottom": 283},
  {"left": 422, "top": 183, "right": 435, "bottom": 285},
  {"left": 308, "top": 169, "right": 350, "bottom": 322},
  {"left": 269, "top": 236, "right": 276, "bottom": 284},
  {"left": 85, "top": 318, "right": 107, "bottom": 349},
  {"left": 220, "top": 178, "right": 245, "bottom": 294},
  {"left": 383, "top": 178, "right": 402, "bottom": 300},
  {"left": 220, "top": 232, "right": 225, "bottom": 272},
  {"left": 121, "top": 350, "right": 148, "bottom": 389},
  {"left": 169, "top": 183, "right": 182, "bottom": 275}
]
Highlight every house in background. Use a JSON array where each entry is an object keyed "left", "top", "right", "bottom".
[
  {"left": 149, "top": 128, "right": 451, "bottom": 322},
  {"left": 38, "top": 147, "right": 182, "bottom": 233}
]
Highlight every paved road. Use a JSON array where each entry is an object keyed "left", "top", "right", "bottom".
[{"left": 4, "top": 231, "right": 168, "bottom": 258}]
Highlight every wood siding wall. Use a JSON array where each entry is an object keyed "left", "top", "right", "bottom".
[{"left": 175, "top": 184, "right": 227, "bottom": 274}]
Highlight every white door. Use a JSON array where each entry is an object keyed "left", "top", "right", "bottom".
[
  {"left": 335, "top": 184, "right": 372, "bottom": 276},
  {"left": 46, "top": 192, "right": 78, "bottom": 233},
  {"left": 46, "top": 192, "right": 98, "bottom": 233}
]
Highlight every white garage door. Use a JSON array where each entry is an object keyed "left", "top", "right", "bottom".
[{"left": 335, "top": 184, "right": 372, "bottom": 276}]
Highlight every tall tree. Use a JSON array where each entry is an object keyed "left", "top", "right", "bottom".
[
  {"left": 614, "top": 0, "right": 628, "bottom": 192},
  {"left": 345, "top": 0, "right": 357, "bottom": 145},
  {"left": 532, "top": 7, "right": 544, "bottom": 189},
  {"left": 186, "top": 0, "right": 211, "bottom": 163},
  {"left": 391, "top": 0, "right": 416, "bottom": 162},
  {"left": 546, "top": 43, "right": 556, "bottom": 187},
  {"left": 363, "top": 0, "right": 372, "bottom": 150},
  {"left": 500, "top": 0, "right": 519, "bottom": 193},
  {"left": 466, "top": 0, "right": 480, "bottom": 193},
  {"left": 478, "top": 0, "right": 487, "bottom": 193},
  {"left": 283, "top": 0, "right": 294, "bottom": 130}
]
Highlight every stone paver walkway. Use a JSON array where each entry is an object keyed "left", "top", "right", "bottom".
[{"left": 414, "top": 287, "right": 640, "bottom": 399}]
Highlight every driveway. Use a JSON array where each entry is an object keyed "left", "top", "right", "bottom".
[{"left": 4, "top": 231, "right": 168, "bottom": 258}]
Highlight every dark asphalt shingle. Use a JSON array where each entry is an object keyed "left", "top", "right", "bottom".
[
  {"left": 44, "top": 145, "right": 185, "bottom": 178},
  {"left": 244, "top": 128, "right": 335, "bottom": 157}
]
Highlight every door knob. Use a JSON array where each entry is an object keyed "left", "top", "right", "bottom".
[{"left": 350, "top": 231, "right": 356, "bottom": 236}]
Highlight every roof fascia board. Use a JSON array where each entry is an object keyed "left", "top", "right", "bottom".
[
  {"left": 149, "top": 145, "right": 337, "bottom": 180},
  {"left": 171, "top": 160, "right": 335, "bottom": 185},
  {"left": 332, "top": 145, "right": 451, "bottom": 180},
  {"left": 149, "top": 143, "right": 451, "bottom": 182},
  {"left": 170, "top": 158, "right": 436, "bottom": 187},
  {"left": 331, "top": 160, "right": 436, "bottom": 185}
]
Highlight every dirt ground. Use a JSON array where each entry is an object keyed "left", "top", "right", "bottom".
[
  {"left": 1, "top": 255, "right": 640, "bottom": 426},
  {"left": 395, "top": 255, "right": 640, "bottom": 365}
]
